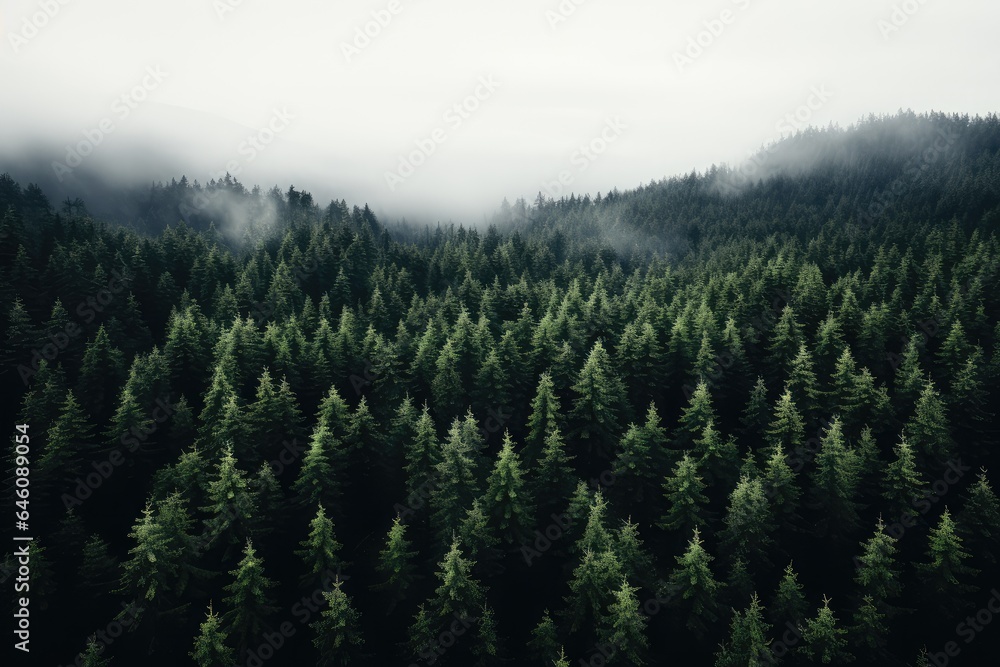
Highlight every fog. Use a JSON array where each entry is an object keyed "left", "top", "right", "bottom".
[{"left": 1, "top": 0, "right": 998, "bottom": 224}]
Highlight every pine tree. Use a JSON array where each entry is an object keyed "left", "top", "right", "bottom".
[
  {"left": 693, "top": 420, "right": 740, "bottom": 488},
  {"left": 432, "top": 339, "right": 464, "bottom": 422},
  {"left": 850, "top": 595, "right": 887, "bottom": 650},
  {"left": 567, "top": 547, "right": 624, "bottom": 631},
  {"left": 76, "top": 325, "right": 126, "bottom": 422},
  {"left": 387, "top": 395, "right": 419, "bottom": 473},
  {"left": 459, "top": 498, "right": 499, "bottom": 568},
  {"left": 915, "top": 508, "right": 978, "bottom": 602},
  {"left": 830, "top": 346, "right": 863, "bottom": 424},
  {"left": 575, "top": 491, "right": 613, "bottom": 556},
  {"left": 120, "top": 495, "right": 196, "bottom": 604},
  {"left": 429, "top": 539, "right": 487, "bottom": 621},
  {"left": 77, "top": 534, "right": 120, "bottom": 597},
  {"left": 810, "top": 417, "right": 862, "bottom": 536},
  {"left": 190, "top": 603, "right": 236, "bottom": 667},
  {"left": 198, "top": 364, "right": 237, "bottom": 454},
  {"left": 957, "top": 470, "right": 1000, "bottom": 565},
  {"left": 715, "top": 593, "right": 773, "bottom": 667},
  {"left": 740, "top": 376, "right": 770, "bottom": 438},
  {"left": 569, "top": 340, "right": 627, "bottom": 456},
  {"left": 293, "top": 423, "right": 347, "bottom": 511},
  {"left": 481, "top": 433, "right": 533, "bottom": 544},
  {"left": 882, "top": 436, "right": 925, "bottom": 517},
  {"left": 936, "top": 321, "right": 971, "bottom": 379},
  {"left": 854, "top": 518, "right": 903, "bottom": 610},
  {"left": 615, "top": 518, "right": 655, "bottom": 587},
  {"left": 18, "top": 360, "right": 67, "bottom": 451},
  {"left": 315, "top": 385, "right": 352, "bottom": 440},
  {"left": 528, "top": 609, "right": 561, "bottom": 665},
  {"left": 784, "top": 343, "right": 822, "bottom": 417},
  {"left": 81, "top": 636, "right": 112, "bottom": 667},
  {"left": 798, "top": 596, "right": 852, "bottom": 664},
  {"left": 295, "top": 504, "right": 343, "bottom": 585},
  {"left": 533, "top": 427, "right": 576, "bottom": 514},
  {"left": 614, "top": 403, "right": 669, "bottom": 505},
  {"left": 524, "top": 373, "right": 562, "bottom": 465},
  {"left": 38, "top": 390, "right": 94, "bottom": 486},
  {"left": 374, "top": 516, "right": 418, "bottom": 608},
  {"left": 668, "top": 528, "right": 723, "bottom": 637},
  {"left": 617, "top": 320, "right": 664, "bottom": 410},
  {"left": 248, "top": 370, "right": 303, "bottom": 458},
  {"left": 202, "top": 446, "right": 257, "bottom": 552},
  {"left": 720, "top": 475, "right": 775, "bottom": 568},
  {"left": 659, "top": 453, "right": 710, "bottom": 535},
  {"left": 222, "top": 540, "right": 278, "bottom": 653},
  {"left": 770, "top": 562, "right": 807, "bottom": 628},
  {"left": 816, "top": 313, "right": 847, "bottom": 378},
  {"left": 767, "top": 306, "right": 804, "bottom": 378},
  {"left": 905, "top": 380, "right": 953, "bottom": 461},
  {"left": 950, "top": 347, "right": 992, "bottom": 434},
  {"left": 404, "top": 404, "right": 440, "bottom": 495},
  {"left": 312, "top": 579, "right": 365, "bottom": 666},
  {"left": 894, "top": 337, "right": 925, "bottom": 414},
  {"left": 430, "top": 417, "right": 483, "bottom": 543},
  {"left": 675, "top": 380, "right": 717, "bottom": 449},
  {"left": 766, "top": 390, "right": 805, "bottom": 459},
  {"left": 598, "top": 579, "right": 649, "bottom": 666},
  {"left": 473, "top": 346, "right": 511, "bottom": 414},
  {"left": 761, "top": 444, "right": 801, "bottom": 525}
]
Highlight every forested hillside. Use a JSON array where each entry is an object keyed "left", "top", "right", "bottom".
[{"left": 3, "top": 111, "right": 1000, "bottom": 666}]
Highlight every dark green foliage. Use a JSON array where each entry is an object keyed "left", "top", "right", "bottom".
[
  {"left": 3, "top": 112, "right": 1000, "bottom": 665},
  {"left": 295, "top": 504, "right": 343, "bottom": 585},
  {"left": 191, "top": 603, "right": 236, "bottom": 667},
  {"left": 715, "top": 593, "right": 773, "bottom": 667},
  {"left": 798, "top": 596, "right": 853, "bottom": 664},
  {"left": 659, "top": 453, "right": 710, "bottom": 535},
  {"left": 668, "top": 528, "right": 723, "bottom": 637},
  {"left": 598, "top": 580, "right": 649, "bottom": 665},
  {"left": 222, "top": 541, "right": 278, "bottom": 653},
  {"left": 569, "top": 340, "right": 628, "bottom": 455},
  {"left": 481, "top": 433, "right": 533, "bottom": 544},
  {"left": 311, "top": 579, "right": 365, "bottom": 666},
  {"left": 374, "top": 516, "right": 418, "bottom": 608}
]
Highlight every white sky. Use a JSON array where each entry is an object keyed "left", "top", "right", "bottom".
[{"left": 1, "top": 0, "right": 998, "bottom": 222}]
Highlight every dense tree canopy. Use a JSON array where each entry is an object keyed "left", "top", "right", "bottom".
[{"left": 3, "top": 111, "right": 1000, "bottom": 665}]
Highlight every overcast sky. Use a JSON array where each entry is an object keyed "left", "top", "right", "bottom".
[{"left": 2, "top": 0, "right": 998, "bottom": 222}]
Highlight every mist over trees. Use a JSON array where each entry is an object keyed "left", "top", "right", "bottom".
[{"left": 2, "top": 111, "right": 1000, "bottom": 665}]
